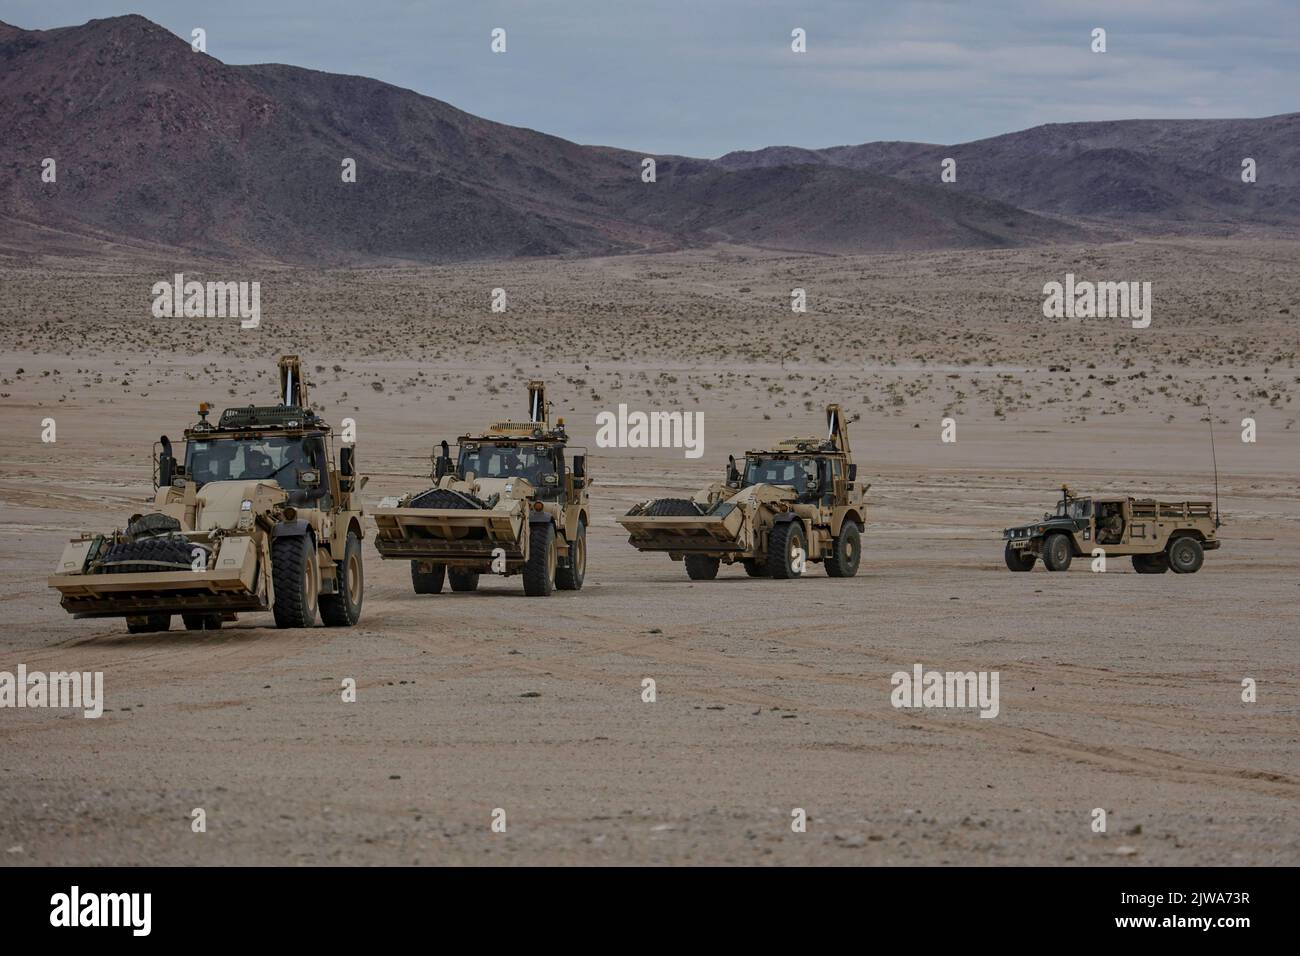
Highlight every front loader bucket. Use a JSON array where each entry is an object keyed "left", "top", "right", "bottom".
[
  {"left": 617, "top": 508, "right": 746, "bottom": 554},
  {"left": 48, "top": 534, "right": 264, "bottom": 617},
  {"left": 372, "top": 506, "right": 526, "bottom": 561}
]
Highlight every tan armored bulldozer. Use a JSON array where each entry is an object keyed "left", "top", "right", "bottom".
[
  {"left": 618, "top": 404, "right": 867, "bottom": 580},
  {"left": 48, "top": 356, "right": 367, "bottom": 633},
  {"left": 371, "top": 381, "right": 590, "bottom": 597}
]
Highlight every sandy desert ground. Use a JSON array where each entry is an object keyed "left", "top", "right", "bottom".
[{"left": 0, "top": 238, "right": 1297, "bottom": 865}]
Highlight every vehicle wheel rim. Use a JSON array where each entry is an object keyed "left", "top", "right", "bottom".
[
  {"left": 548, "top": 538, "right": 557, "bottom": 581},
  {"left": 575, "top": 536, "right": 586, "bottom": 576},
  {"left": 347, "top": 553, "right": 361, "bottom": 604}
]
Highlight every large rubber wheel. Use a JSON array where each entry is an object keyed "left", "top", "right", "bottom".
[
  {"left": 182, "top": 613, "right": 222, "bottom": 631},
  {"left": 411, "top": 561, "right": 446, "bottom": 594},
  {"left": 523, "top": 522, "right": 556, "bottom": 597},
  {"left": 101, "top": 535, "right": 203, "bottom": 574},
  {"left": 767, "top": 520, "right": 806, "bottom": 579},
  {"left": 448, "top": 568, "right": 481, "bottom": 592},
  {"left": 1005, "top": 543, "right": 1036, "bottom": 572},
  {"left": 1132, "top": 553, "right": 1169, "bottom": 574},
  {"left": 1041, "top": 534, "right": 1073, "bottom": 572},
  {"left": 1167, "top": 536, "right": 1204, "bottom": 574},
  {"left": 633, "top": 498, "right": 701, "bottom": 517},
  {"left": 127, "top": 614, "right": 171, "bottom": 634},
  {"left": 555, "top": 519, "right": 587, "bottom": 590},
  {"left": 741, "top": 558, "right": 767, "bottom": 578},
  {"left": 320, "top": 531, "right": 364, "bottom": 626},
  {"left": 272, "top": 534, "right": 318, "bottom": 628},
  {"left": 408, "top": 488, "right": 487, "bottom": 509},
  {"left": 684, "top": 554, "right": 720, "bottom": 580},
  {"left": 825, "top": 521, "right": 862, "bottom": 578}
]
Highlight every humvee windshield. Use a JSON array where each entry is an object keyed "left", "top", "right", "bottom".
[
  {"left": 186, "top": 435, "right": 320, "bottom": 489},
  {"left": 743, "top": 456, "right": 819, "bottom": 495},
  {"left": 1055, "top": 498, "right": 1093, "bottom": 519},
  {"left": 460, "top": 442, "right": 560, "bottom": 486}
]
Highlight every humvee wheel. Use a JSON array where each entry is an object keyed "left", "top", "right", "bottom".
[
  {"left": 182, "top": 613, "right": 222, "bottom": 631},
  {"left": 768, "top": 520, "right": 806, "bottom": 579},
  {"left": 523, "top": 522, "right": 557, "bottom": 596},
  {"left": 556, "top": 519, "right": 587, "bottom": 590},
  {"left": 1004, "top": 544, "right": 1036, "bottom": 572},
  {"left": 1132, "top": 553, "right": 1169, "bottom": 574},
  {"left": 126, "top": 614, "right": 171, "bottom": 634},
  {"left": 448, "top": 568, "right": 481, "bottom": 592},
  {"left": 272, "top": 534, "right": 319, "bottom": 628},
  {"left": 684, "top": 555, "right": 720, "bottom": 580},
  {"left": 1167, "top": 536, "right": 1204, "bottom": 574},
  {"left": 411, "top": 561, "right": 446, "bottom": 594},
  {"left": 741, "top": 558, "right": 768, "bottom": 577},
  {"left": 321, "top": 531, "right": 364, "bottom": 626},
  {"left": 825, "top": 521, "right": 862, "bottom": 577},
  {"left": 1041, "top": 533, "right": 1073, "bottom": 572}
]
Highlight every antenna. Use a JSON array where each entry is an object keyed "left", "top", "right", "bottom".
[{"left": 1208, "top": 415, "right": 1221, "bottom": 528}]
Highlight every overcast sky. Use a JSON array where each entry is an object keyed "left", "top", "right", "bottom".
[{"left": 10, "top": 1, "right": 1298, "bottom": 156}]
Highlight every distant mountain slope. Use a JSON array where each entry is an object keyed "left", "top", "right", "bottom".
[
  {"left": 719, "top": 116, "right": 1300, "bottom": 228},
  {"left": 1, "top": 14, "right": 1290, "bottom": 265}
]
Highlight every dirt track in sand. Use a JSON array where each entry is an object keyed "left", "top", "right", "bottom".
[{"left": 0, "top": 240, "right": 1297, "bottom": 865}]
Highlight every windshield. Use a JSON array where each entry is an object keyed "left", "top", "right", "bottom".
[
  {"left": 185, "top": 436, "right": 311, "bottom": 488},
  {"left": 743, "top": 456, "right": 816, "bottom": 494},
  {"left": 1054, "top": 498, "right": 1093, "bottom": 519},
  {"left": 459, "top": 442, "right": 558, "bottom": 485}
]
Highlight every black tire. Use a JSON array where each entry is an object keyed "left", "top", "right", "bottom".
[
  {"left": 1041, "top": 533, "right": 1073, "bottom": 572},
  {"left": 411, "top": 561, "right": 446, "bottom": 594},
  {"left": 126, "top": 512, "right": 182, "bottom": 539},
  {"left": 1167, "top": 536, "right": 1204, "bottom": 574},
  {"left": 523, "top": 522, "right": 556, "bottom": 597},
  {"left": 684, "top": 554, "right": 720, "bottom": 580},
  {"left": 767, "top": 520, "right": 806, "bottom": 579},
  {"left": 1005, "top": 543, "right": 1036, "bottom": 572},
  {"left": 1132, "top": 553, "right": 1169, "bottom": 574},
  {"left": 636, "top": 498, "right": 702, "bottom": 517},
  {"left": 182, "top": 613, "right": 222, "bottom": 631},
  {"left": 101, "top": 535, "right": 203, "bottom": 574},
  {"left": 127, "top": 614, "right": 170, "bottom": 634},
  {"left": 409, "top": 488, "right": 486, "bottom": 509},
  {"left": 741, "top": 558, "right": 767, "bottom": 577},
  {"left": 448, "top": 568, "right": 481, "bottom": 592},
  {"left": 272, "top": 534, "right": 318, "bottom": 628},
  {"left": 555, "top": 519, "right": 587, "bottom": 590},
  {"left": 825, "top": 521, "right": 862, "bottom": 578},
  {"left": 320, "top": 531, "right": 364, "bottom": 626}
]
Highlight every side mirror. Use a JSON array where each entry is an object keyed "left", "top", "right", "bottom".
[
  {"left": 727, "top": 454, "right": 741, "bottom": 483},
  {"left": 340, "top": 446, "right": 355, "bottom": 477},
  {"left": 156, "top": 435, "right": 175, "bottom": 489},
  {"left": 434, "top": 440, "right": 453, "bottom": 480},
  {"left": 572, "top": 455, "right": 586, "bottom": 479},
  {"left": 847, "top": 463, "right": 857, "bottom": 482}
]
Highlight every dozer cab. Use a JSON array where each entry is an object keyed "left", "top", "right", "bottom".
[
  {"left": 1002, "top": 485, "right": 1221, "bottom": 573},
  {"left": 372, "top": 381, "right": 590, "bottom": 596},
  {"left": 618, "top": 404, "right": 867, "bottom": 580},
  {"left": 48, "top": 356, "right": 367, "bottom": 632}
]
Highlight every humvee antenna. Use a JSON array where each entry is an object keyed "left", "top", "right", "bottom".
[{"left": 1208, "top": 416, "right": 1221, "bottom": 528}]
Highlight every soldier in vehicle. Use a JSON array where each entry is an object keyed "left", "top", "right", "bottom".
[{"left": 1098, "top": 503, "right": 1123, "bottom": 544}]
